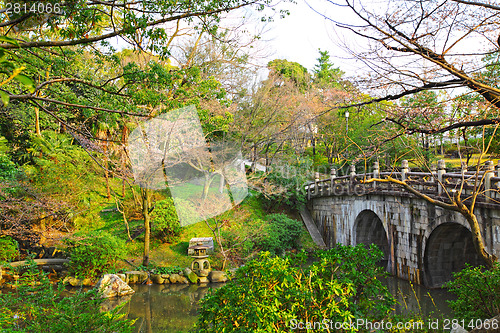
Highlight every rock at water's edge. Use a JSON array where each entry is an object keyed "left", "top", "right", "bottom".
[
  {"left": 169, "top": 273, "right": 181, "bottom": 284},
  {"left": 151, "top": 274, "right": 166, "bottom": 284},
  {"left": 96, "top": 274, "right": 135, "bottom": 298},
  {"left": 208, "top": 271, "right": 228, "bottom": 283},
  {"left": 63, "top": 276, "right": 94, "bottom": 287},
  {"left": 184, "top": 268, "right": 199, "bottom": 284},
  {"left": 178, "top": 276, "right": 189, "bottom": 284},
  {"left": 124, "top": 271, "right": 148, "bottom": 284}
]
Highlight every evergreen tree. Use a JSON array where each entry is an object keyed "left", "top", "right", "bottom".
[{"left": 313, "top": 50, "right": 344, "bottom": 88}]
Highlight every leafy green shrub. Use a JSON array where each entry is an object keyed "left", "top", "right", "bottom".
[
  {"left": 152, "top": 265, "right": 182, "bottom": 275},
  {"left": 196, "top": 244, "right": 394, "bottom": 332},
  {"left": 22, "top": 131, "right": 104, "bottom": 230},
  {"left": 0, "top": 236, "right": 18, "bottom": 263},
  {"left": 261, "top": 157, "right": 313, "bottom": 207},
  {"left": 264, "top": 168, "right": 308, "bottom": 206},
  {"left": 63, "top": 230, "right": 126, "bottom": 279},
  {"left": 317, "top": 244, "right": 395, "bottom": 319},
  {"left": 220, "top": 218, "right": 264, "bottom": 263},
  {"left": 0, "top": 137, "right": 21, "bottom": 198},
  {"left": 446, "top": 263, "right": 500, "bottom": 322},
  {"left": 151, "top": 197, "right": 191, "bottom": 243},
  {"left": 257, "top": 213, "right": 303, "bottom": 255},
  {"left": 0, "top": 154, "right": 18, "bottom": 180},
  {"left": 0, "top": 259, "right": 133, "bottom": 332}
]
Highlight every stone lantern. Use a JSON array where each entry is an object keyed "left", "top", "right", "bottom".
[{"left": 189, "top": 242, "right": 211, "bottom": 277}]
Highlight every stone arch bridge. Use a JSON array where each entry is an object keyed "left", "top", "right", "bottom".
[{"left": 305, "top": 160, "right": 500, "bottom": 287}]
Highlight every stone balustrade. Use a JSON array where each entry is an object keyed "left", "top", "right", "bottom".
[{"left": 306, "top": 159, "right": 500, "bottom": 208}]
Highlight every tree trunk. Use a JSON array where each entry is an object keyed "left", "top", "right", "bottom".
[
  {"left": 264, "top": 144, "right": 270, "bottom": 168},
  {"left": 121, "top": 126, "right": 129, "bottom": 198},
  {"left": 251, "top": 144, "right": 257, "bottom": 173},
  {"left": 141, "top": 188, "right": 151, "bottom": 267},
  {"left": 312, "top": 136, "right": 316, "bottom": 156},
  {"left": 202, "top": 173, "right": 215, "bottom": 200},
  {"left": 218, "top": 173, "right": 225, "bottom": 193},
  {"left": 205, "top": 218, "right": 228, "bottom": 270},
  {"left": 34, "top": 107, "right": 41, "bottom": 137},
  {"left": 104, "top": 134, "right": 111, "bottom": 199},
  {"left": 424, "top": 135, "right": 430, "bottom": 163},
  {"left": 327, "top": 145, "right": 333, "bottom": 165},
  {"left": 459, "top": 203, "right": 498, "bottom": 268}
]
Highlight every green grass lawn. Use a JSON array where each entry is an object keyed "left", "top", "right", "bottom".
[
  {"left": 99, "top": 190, "right": 317, "bottom": 271},
  {"left": 406, "top": 154, "right": 497, "bottom": 170},
  {"left": 437, "top": 154, "right": 497, "bottom": 168}
]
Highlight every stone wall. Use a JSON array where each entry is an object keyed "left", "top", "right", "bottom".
[{"left": 309, "top": 194, "right": 500, "bottom": 287}]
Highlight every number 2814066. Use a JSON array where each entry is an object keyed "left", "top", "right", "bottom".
[{"left": 5, "top": 2, "right": 63, "bottom": 15}]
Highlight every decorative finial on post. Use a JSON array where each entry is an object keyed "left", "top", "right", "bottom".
[
  {"left": 401, "top": 160, "right": 409, "bottom": 181},
  {"left": 437, "top": 159, "right": 446, "bottom": 171},
  {"left": 330, "top": 168, "right": 337, "bottom": 179},
  {"left": 314, "top": 172, "right": 320, "bottom": 196},
  {"left": 329, "top": 168, "right": 336, "bottom": 195},
  {"left": 372, "top": 161, "right": 380, "bottom": 189},
  {"left": 373, "top": 162, "right": 379, "bottom": 178},
  {"left": 430, "top": 164, "right": 437, "bottom": 182},
  {"left": 350, "top": 164, "right": 356, "bottom": 177},
  {"left": 461, "top": 162, "right": 467, "bottom": 176},
  {"left": 485, "top": 160, "right": 495, "bottom": 202}
]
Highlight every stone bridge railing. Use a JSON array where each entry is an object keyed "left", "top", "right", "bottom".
[{"left": 306, "top": 159, "right": 500, "bottom": 208}]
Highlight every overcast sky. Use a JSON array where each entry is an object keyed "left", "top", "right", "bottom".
[
  {"left": 260, "top": 0, "right": 361, "bottom": 76},
  {"left": 108, "top": 1, "right": 361, "bottom": 78}
]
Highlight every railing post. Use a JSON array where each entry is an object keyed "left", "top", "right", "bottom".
[
  {"left": 461, "top": 162, "right": 467, "bottom": 176},
  {"left": 315, "top": 172, "right": 320, "bottom": 196},
  {"left": 373, "top": 162, "right": 379, "bottom": 178},
  {"left": 401, "top": 160, "right": 409, "bottom": 181},
  {"left": 373, "top": 161, "right": 379, "bottom": 189},
  {"left": 430, "top": 164, "right": 437, "bottom": 182},
  {"left": 437, "top": 159, "right": 446, "bottom": 196},
  {"left": 329, "top": 168, "right": 336, "bottom": 195},
  {"left": 330, "top": 167, "right": 337, "bottom": 179},
  {"left": 485, "top": 160, "right": 494, "bottom": 202},
  {"left": 349, "top": 164, "right": 356, "bottom": 195}
]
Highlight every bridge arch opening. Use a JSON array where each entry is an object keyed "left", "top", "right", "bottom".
[
  {"left": 424, "top": 222, "right": 483, "bottom": 288},
  {"left": 354, "top": 210, "right": 389, "bottom": 267}
]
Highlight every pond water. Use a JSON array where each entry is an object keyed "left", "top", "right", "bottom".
[
  {"left": 384, "top": 276, "right": 455, "bottom": 318},
  {"left": 120, "top": 283, "right": 225, "bottom": 333},
  {"left": 115, "top": 277, "right": 456, "bottom": 333}
]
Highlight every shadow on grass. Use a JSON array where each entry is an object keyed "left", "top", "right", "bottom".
[
  {"left": 171, "top": 242, "right": 189, "bottom": 256},
  {"left": 99, "top": 210, "right": 122, "bottom": 230}
]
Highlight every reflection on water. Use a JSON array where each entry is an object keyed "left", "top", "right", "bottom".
[
  {"left": 117, "top": 284, "right": 224, "bottom": 333},
  {"left": 107, "top": 278, "right": 455, "bottom": 333},
  {"left": 384, "top": 276, "right": 456, "bottom": 318}
]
